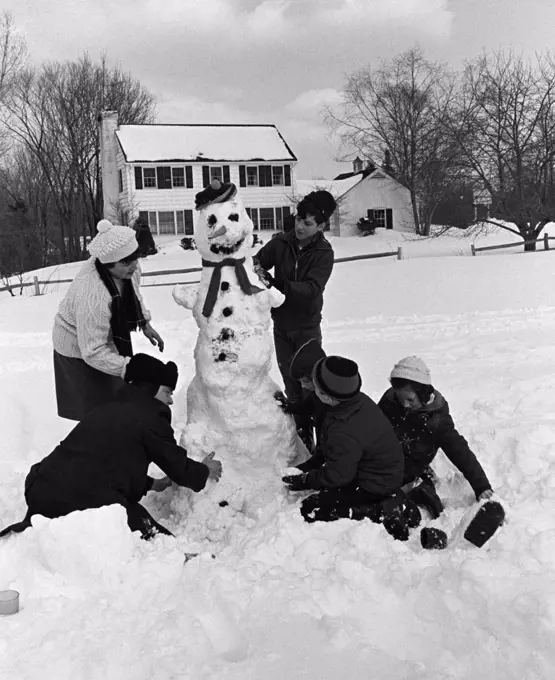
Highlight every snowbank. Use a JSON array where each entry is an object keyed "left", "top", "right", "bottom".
[{"left": 1, "top": 239, "right": 555, "bottom": 679}]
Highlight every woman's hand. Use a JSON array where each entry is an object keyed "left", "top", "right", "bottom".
[
  {"left": 201, "top": 451, "right": 223, "bottom": 482},
  {"left": 143, "top": 322, "right": 165, "bottom": 352}
]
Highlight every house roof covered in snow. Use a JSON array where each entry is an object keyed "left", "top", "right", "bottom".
[
  {"left": 115, "top": 124, "right": 297, "bottom": 163},
  {"left": 296, "top": 168, "right": 391, "bottom": 200}
]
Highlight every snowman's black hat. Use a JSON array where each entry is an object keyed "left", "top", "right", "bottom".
[{"left": 195, "top": 179, "right": 237, "bottom": 211}]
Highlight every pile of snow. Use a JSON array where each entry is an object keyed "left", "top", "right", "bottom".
[{"left": 1, "top": 236, "right": 555, "bottom": 678}]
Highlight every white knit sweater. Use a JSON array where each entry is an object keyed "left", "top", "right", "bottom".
[{"left": 52, "top": 259, "right": 152, "bottom": 377}]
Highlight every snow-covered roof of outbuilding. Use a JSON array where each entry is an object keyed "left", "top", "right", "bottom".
[
  {"left": 296, "top": 174, "right": 364, "bottom": 200},
  {"left": 116, "top": 124, "right": 297, "bottom": 163}
]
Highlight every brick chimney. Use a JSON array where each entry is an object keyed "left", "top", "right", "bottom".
[
  {"left": 353, "top": 156, "right": 363, "bottom": 174},
  {"left": 99, "top": 111, "right": 120, "bottom": 222}
]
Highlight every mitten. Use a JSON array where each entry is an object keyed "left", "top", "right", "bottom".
[
  {"left": 282, "top": 473, "right": 310, "bottom": 492},
  {"left": 274, "top": 391, "right": 292, "bottom": 413}
]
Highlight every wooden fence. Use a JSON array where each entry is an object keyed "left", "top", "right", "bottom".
[
  {"left": 0, "top": 246, "right": 405, "bottom": 295},
  {"left": 471, "top": 232, "right": 555, "bottom": 255},
  {"left": 3, "top": 233, "right": 554, "bottom": 296}
]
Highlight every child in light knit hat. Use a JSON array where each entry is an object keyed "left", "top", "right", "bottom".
[{"left": 378, "top": 356, "right": 503, "bottom": 547}]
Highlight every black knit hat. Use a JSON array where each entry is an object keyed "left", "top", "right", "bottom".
[
  {"left": 297, "top": 190, "right": 337, "bottom": 225},
  {"left": 195, "top": 179, "right": 237, "bottom": 211},
  {"left": 290, "top": 338, "right": 326, "bottom": 380},
  {"left": 125, "top": 353, "right": 178, "bottom": 390},
  {"left": 313, "top": 356, "right": 361, "bottom": 401}
]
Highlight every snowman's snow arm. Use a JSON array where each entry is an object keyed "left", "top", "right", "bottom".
[
  {"left": 173, "top": 283, "right": 199, "bottom": 310},
  {"left": 267, "top": 286, "right": 285, "bottom": 308}
]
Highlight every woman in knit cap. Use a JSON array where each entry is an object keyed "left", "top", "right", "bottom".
[
  {"left": 282, "top": 355, "right": 421, "bottom": 541},
  {"left": 52, "top": 219, "right": 164, "bottom": 421},
  {"left": 378, "top": 356, "right": 494, "bottom": 519},
  {"left": 253, "top": 190, "right": 337, "bottom": 442}
]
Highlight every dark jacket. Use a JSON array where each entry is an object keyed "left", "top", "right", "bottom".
[
  {"left": 377, "top": 388, "right": 491, "bottom": 499},
  {"left": 26, "top": 387, "right": 209, "bottom": 510},
  {"left": 254, "top": 230, "right": 334, "bottom": 331},
  {"left": 303, "top": 392, "right": 404, "bottom": 497}
]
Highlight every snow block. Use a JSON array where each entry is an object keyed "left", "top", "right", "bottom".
[
  {"left": 420, "top": 527, "right": 448, "bottom": 550},
  {"left": 464, "top": 500, "right": 505, "bottom": 548}
]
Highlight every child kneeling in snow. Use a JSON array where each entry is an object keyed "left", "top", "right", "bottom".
[
  {"left": 378, "top": 356, "right": 493, "bottom": 520},
  {"left": 281, "top": 355, "right": 420, "bottom": 541},
  {"left": 0, "top": 354, "right": 222, "bottom": 541}
]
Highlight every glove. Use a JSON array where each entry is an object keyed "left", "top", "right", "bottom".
[
  {"left": 282, "top": 473, "right": 310, "bottom": 492},
  {"left": 274, "top": 391, "right": 293, "bottom": 413},
  {"left": 253, "top": 261, "right": 274, "bottom": 289}
]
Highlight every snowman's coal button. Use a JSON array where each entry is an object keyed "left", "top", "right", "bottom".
[
  {"left": 219, "top": 328, "right": 234, "bottom": 341},
  {"left": 221, "top": 281, "right": 229, "bottom": 291},
  {"left": 219, "top": 500, "right": 229, "bottom": 507},
  {"left": 217, "top": 352, "right": 227, "bottom": 362},
  {"left": 222, "top": 307, "right": 233, "bottom": 317}
]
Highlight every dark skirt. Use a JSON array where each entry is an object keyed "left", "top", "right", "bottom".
[{"left": 53, "top": 350, "right": 125, "bottom": 421}]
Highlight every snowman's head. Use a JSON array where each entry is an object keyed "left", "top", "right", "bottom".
[{"left": 194, "top": 181, "right": 253, "bottom": 262}]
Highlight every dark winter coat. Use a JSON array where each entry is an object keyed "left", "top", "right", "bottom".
[
  {"left": 254, "top": 230, "right": 334, "bottom": 331},
  {"left": 303, "top": 392, "right": 404, "bottom": 497},
  {"left": 377, "top": 388, "right": 491, "bottom": 499},
  {"left": 25, "top": 387, "right": 209, "bottom": 513}
]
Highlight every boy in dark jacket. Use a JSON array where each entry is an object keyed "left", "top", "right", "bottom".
[
  {"left": 0, "top": 354, "right": 222, "bottom": 541},
  {"left": 253, "top": 191, "right": 336, "bottom": 418},
  {"left": 378, "top": 356, "right": 493, "bottom": 520},
  {"left": 282, "top": 356, "right": 420, "bottom": 541}
]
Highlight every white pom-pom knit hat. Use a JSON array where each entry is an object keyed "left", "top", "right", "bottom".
[
  {"left": 390, "top": 356, "right": 432, "bottom": 386},
  {"left": 88, "top": 219, "right": 139, "bottom": 264}
]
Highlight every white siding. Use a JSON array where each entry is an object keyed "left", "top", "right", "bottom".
[
  {"left": 119, "top": 161, "right": 297, "bottom": 224},
  {"left": 339, "top": 175, "right": 414, "bottom": 236}
]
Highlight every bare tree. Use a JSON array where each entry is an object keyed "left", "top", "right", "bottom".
[
  {"left": 0, "top": 11, "right": 26, "bottom": 155},
  {"left": 3, "top": 54, "right": 156, "bottom": 262},
  {"left": 450, "top": 50, "right": 555, "bottom": 250},
  {"left": 326, "top": 48, "right": 462, "bottom": 236}
]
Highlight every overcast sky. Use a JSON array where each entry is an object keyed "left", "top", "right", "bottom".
[{"left": 6, "top": 0, "right": 555, "bottom": 178}]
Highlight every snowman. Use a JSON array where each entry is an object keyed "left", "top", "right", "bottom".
[{"left": 172, "top": 180, "right": 306, "bottom": 519}]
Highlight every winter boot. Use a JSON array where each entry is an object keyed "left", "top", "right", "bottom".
[
  {"left": 464, "top": 500, "right": 505, "bottom": 548},
  {"left": 407, "top": 480, "right": 444, "bottom": 519},
  {"left": 420, "top": 527, "right": 448, "bottom": 550}
]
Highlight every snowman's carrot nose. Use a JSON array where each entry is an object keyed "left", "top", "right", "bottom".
[{"left": 208, "top": 225, "right": 227, "bottom": 240}]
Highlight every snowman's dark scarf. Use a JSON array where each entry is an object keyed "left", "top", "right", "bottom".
[{"left": 201, "top": 257, "right": 262, "bottom": 318}]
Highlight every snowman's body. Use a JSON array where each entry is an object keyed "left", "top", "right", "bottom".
[{"left": 173, "top": 190, "right": 305, "bottom": 517}]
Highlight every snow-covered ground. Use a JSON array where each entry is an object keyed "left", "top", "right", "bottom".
[{"left": 1, "top": 233, "right": 555, "bottom": 679}]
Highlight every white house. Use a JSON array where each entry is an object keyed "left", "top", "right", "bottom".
[
  {"left": 99, "top": 111, "right": 298, "bottom": 236},
  {"left": 297, "top": 158, "right": 415, "bottom": 237}
]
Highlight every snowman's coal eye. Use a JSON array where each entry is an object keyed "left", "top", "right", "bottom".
[
  {"left": 208, "top": 214, "right": 217, "bottom": 226},
  {"left": 228, "top": 213, "right": 239, "bottom": 222}
]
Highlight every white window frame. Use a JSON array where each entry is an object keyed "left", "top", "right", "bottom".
[
  {"left": 148, "top": 211, "right": 158, "bottom": 233},
  {"left": 143, "top": 168, "right": 157, "bottom": 188},
  {"left": 272, "top": 166, "right": 284, "bottom": 186},
  {"left": 372, "top": 208, "right": 386, "bottom": 229},
  {"left": 246, "top": 166, "right": 259, "bottom": 186},
  {"left": 259, "top": 207, "right": 275, "bottom": 231},
  {"left": 210, "top": 166, "right": 223, "bottom": 182},
  {"left": 172, "top": 167, "right": 185, "bottom": 188}
]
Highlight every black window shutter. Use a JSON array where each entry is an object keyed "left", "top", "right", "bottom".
[
  {"left": 239, "top": 165, "right": 246, "bottom": 187},
  {"left": 134, "top": 167, "right": 143, "bottom": 190},
  {"left": 185, "top": 166, "right": 193, "bottom": 188},
  {"left": 138, "top": 211, "right": 148, "bottom": 223},
  {"left": 283, "top": 206, "right": 291, "bottom": 219},
  {"left": 284, "top": 165, "right": 291, "bottom": 186},
  {"left": 157, "top": 166, "right": 172, "bottom": 190},
  {"left": 367, "top": 209, "right": 374, "bottom": 219},
  {"left": 223, "top": 165, "right": 230, "bottom": 183},
  {"left": 184, "top": 209, "right": 194, "bottom": 235},
  {"left": 202, "top": 166, "right": 210, "bottom": 187},
  {"left": 386, "top": 208, "right": 393, "bottom": 229}
]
